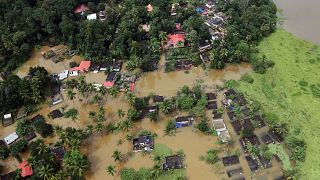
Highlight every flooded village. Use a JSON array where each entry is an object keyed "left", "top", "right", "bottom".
[{"left": 0, "top": 0, "right": 290, "bottom": 180}]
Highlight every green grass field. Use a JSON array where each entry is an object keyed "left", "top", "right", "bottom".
[{"left": 238, "top": 29, "right": 320, "bottom": 178}]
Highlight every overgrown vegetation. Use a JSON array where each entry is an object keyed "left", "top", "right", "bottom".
[{"left": 238, "top": 30, "right": 320, "bottom": 178}]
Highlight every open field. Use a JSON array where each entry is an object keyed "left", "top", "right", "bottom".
[{"left": 238, "top": 29, "right": 320, "bottom": 178}]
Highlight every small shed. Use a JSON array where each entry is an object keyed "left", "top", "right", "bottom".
[
  {"left": 4, "top": 132, "right": 19, "bottom": 145},
  {"left": 162, "top": 155, "right": 183, "bottom": 170},
  {"left": 260, "top": 134, "right": 275, "bottom": 145},
  {"left": 2, "top": 113, "right": 14, "bottom": 127},
  {"left": 49, "top": 109, "right": 63, "bottom": 119},
  {"left": 231, "top": 120, "right": 242, "bottom": 135},
  {"left": 206, "top": 101, "right": 218, "bottom": 110},
  {"left": 227, "top": 168, "right": 243, "bottom": 177}
]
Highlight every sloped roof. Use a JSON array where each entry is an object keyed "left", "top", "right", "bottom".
[
  {"left": 130, "top": 83, "right": 135, "bottom": 92},
  {"left": 74, "top": 4, "right": 89, "bottom": 14},
  {"left": 71, "top": 61, "right": 91, "bottom": 72},
  {"left": 167, "top": 34, "right": 185, "bottom": 47},
  {"left": 103, "top": 81, "right": 114, "bottom": 88},
  {"left": 18, "top": 161, "right": 33, "bottom": 177},
  {"left": 147, "top": 4, "right": 153, "bottom": 12}
]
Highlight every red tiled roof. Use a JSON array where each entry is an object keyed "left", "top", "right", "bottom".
[
  {"left": 18, "top": 161, "right": 33, "bottom": 177},
  {"left": 147, "top": 4, "right": 153, "bottom": 12},
  {"left": 103, "top": 81, "right": 114, "bottom": 88},
  {"left": 175, "top": 23, "right": 181, "bottom": 30},
  {"left": 74, "top": 4, "right": 89, "bottom": 14},
  {"left": 71, "top": 61, "right": 91, "bottom": 72},
  {"left": 130, "top": 83, "right": 135, "bottom": 92},
  {"left": 167, "top": 34, "right": 185, "bottom": 47}
]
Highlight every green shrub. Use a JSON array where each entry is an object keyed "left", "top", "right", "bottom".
[
  {"left": 127, "top": 109, "right": 140, "bottom": 121},
  {"left": 16, "top": 119, "right": 33, "bottom": 136},
  {"left": 298, "top": 80, "right": 308, "bottom": 87},
  {"left": 165, "top": 120, "right": 176, "bottom": 135},
  {"left": 0, "top": 145, "right": 10, "bottom": 160},
  {"left": 310, "top": 84, "right": 320, "bottom": 97},
  {"left": 197, "top": 119, "right": 210, "bottom": 133},
  {"left": 203, "top": 149, "right": 219, "bottom": 164},
  {"left": 286, "top": 136, "right": 306, "bottom": 162},
  {"left": 11, "top": 139, "right": 28, "bottom": 156},
  {"left": 240, "top": 74, "right": 254, "bottom": 83},
  {"left": 33, "top": 118, "right": 53, "bottom": 137}
]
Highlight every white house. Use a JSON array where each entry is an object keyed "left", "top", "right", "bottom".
[
  {"left": 4, "top": 132, "right": 19, "bottom": 145},
  {"left": 87, "top": 13, "right": 97, "bottom": 20},
  {"left": 58, "top": 70, "right": 69, "bottom": 80}
]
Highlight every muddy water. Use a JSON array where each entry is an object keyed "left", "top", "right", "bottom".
[
  {"left": 136, "top": 54, "right": 252, "bottom": 97},
  {"left": 15, "top": 45, "right": 84, "bottom": 78},
  {"left": 274, "top": 0, "right": 320, "bottom": 44}
]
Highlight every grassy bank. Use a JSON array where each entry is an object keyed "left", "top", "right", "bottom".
[{"left": 238, "top": 29, "right": 320, "bottom": 178}]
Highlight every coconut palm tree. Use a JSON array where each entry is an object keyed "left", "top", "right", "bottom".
[
  {"left": 36, "top": 140, "right": 49, "bottom": 155},
  {"left": 85, "top": 125, "right": 94, "bottom": 135},
  {"left": 92, "top": 94, "right": 101, "bottom": 105},
  {"left": 63, "top": 150, "right": 89, "bottom": 178},
  {"left": 64, "top": 108, "right": 79, "bottom": 127},
  {"left": 99, "top": 86, "right": 107, "bottom": 96},
  {"left": 117, "top": 109, "right": 125, "bottom": 118},
  {"left": 106, "top": 165, "right": 116, "bottom": 176},
  {"left": 148, "top": 112, "right": 158, "bottom": 122},
  {"left": 109, "top": 87, "right": 119, "bottom": 98},
  {"left": 37, "top": 164, "right": 54, "bottom": 180},
  {"left": 67, "top": 89, "right": 76, "bottom": 107},
  {"left": 151, "top": 164, "right": 162, "bottom": 178},
  {"left": 120, "top": 120, "right": 132, "bottom": 132},
  {"left": 112, "top": 149, "right": 123, "bottom": 162},
  {"left": 88, "top": 111, "right": 96, "bottom": 121},
  {"left": 97, "top": 106, "right": 106, "bottom": 122},
  {"left": 95, "top": 122, "right": 105, "bottom": 134},
  {"left": 125, "top": 92, "right": 136, "bottom": 106}
]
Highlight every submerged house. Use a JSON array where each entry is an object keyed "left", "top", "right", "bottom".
[
  {"left": 153, "top": 95, "right": 164, "bottom": 103},
  {"left": 227, "top": 168, "right": 243, "bottom": 178},
  {"left": 175, "top": 60, "right": 193, "bottom": 70},
  {"left": 218, "top": 130, "right": 231, "bottom": 143},
  {"left": 206, "top": 93, "right": 217, "bottom": 101},
  {"left": 212, "top": 118, "right": 227, "bottom": 132},
  {"left": 111, "top": 61, "right": 123, "bottom": 72},
  {"left": 206, "top": 101, "right": 218, "bottom": 110},
  {"left": 175, "top": 115, "right": 194, "bottom": 128},
  {"left": 222, "top": 155, "right": 240, "bottom": 166},
  {"left": 49, "top": 109, "right": 63, "bottom": 119},
  {"left": 133, "top": 135, "right": 154, "bottom": 152},
  {"left": 245, "top": 155, "right": 260, "bottom": 172},
  {"left": 162, "top": 155, "right": 183, "bottom": 170},
  {"left": 261, "top": 133, "right": 275, "bottom": 145},
  {"left": 51, "top": 80, "right": 63, "bottom": 106},
  {"left": 199, "top": 42, "right": 212, "bottom": 52},
  {"left": 24, "top": 131, "right": 36, "bottom": 141}
]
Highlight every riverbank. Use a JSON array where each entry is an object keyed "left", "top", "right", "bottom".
[{"left": 238, "top": 29, "right": 320, "bottom": 178}]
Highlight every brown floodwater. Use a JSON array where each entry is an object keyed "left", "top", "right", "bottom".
[
  {"left": 136, "top": 54, "right": 252, "bottom": 97},
  {"left": 2, "top": 46, "right": 283, "bottom": 179},
  {"left": 274, "top": 0, "right": 320, "bottom": 44}
]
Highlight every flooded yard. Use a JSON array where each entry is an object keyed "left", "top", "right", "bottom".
[{"left": 1, "top": 45, "right": 284, "bottom": 180}]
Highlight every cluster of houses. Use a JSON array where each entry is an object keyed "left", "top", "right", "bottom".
[
  {"left": 207, "top": 92, "right": 231, "bottom": 143},
  {"left": 196, "top": 0, "right": 228, "bottom": 41},
  {"left": 48, "top": 58, "right": 136, "bottom": 106},
  {"left": 1, "top": 114, "right": 65, "bottom": 179},
  {"left": 219, "top": 88, "right": 285, "bottom": 179}
]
